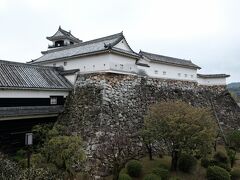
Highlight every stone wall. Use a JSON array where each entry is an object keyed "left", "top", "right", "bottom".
[{"left": 58, "top": 73, "right": 240, "bottom": 176}]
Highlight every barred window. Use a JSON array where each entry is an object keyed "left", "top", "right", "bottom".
[{"left": 50, "top": 97, "right": 57, "bottom": 105}]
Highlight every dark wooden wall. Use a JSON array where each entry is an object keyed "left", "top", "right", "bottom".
[{"left": 0, "top": 117, "right": 57, "bottom": 153}]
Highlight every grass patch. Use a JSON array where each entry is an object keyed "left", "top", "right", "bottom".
[{"left": 105, "top": 145, "right": 240, "bottom": 180}]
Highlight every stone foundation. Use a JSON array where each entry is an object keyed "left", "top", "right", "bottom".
[{"left": 58, "top": 73, "right": 240, "bottom": 177}]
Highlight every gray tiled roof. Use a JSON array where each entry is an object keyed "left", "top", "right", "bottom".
[
  {"left": 0, "top": 60, "right": 72, "bottom": 90},
  {"left": 140, "top": 51, "right": 201, "bottom": 69},
  {"left": 197, "top": 74, "right": 230, "bottom": 78},
  {"left": 30, "top": 32, "right": 138, "bottom": 64},
  {"left": 47, "top": 26, "right": 81, "bottom": 43}
]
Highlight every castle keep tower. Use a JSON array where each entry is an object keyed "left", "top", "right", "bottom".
[{"left": 47, "top": 26, "right": 82, "bottom": 49}]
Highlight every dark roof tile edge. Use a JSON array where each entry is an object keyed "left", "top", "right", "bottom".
[
  {"left": 59, "top": 69, "right": 80, "bottom": 75},
  {"left": 140, "top": 50, "right": 201, "bottom": 69},
  {"left": 0, "top": 59, "right": 55, "bottom": 69},
  {"left": 197, "top": 74, "right": 230, "bottom": 78}
]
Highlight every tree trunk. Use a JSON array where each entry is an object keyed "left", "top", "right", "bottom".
[
  {"left": 171, "top": 150, "right": 179, "bottom": 171},
  {"left": 146, "top": 144, "right": 153, "bottom": 160},
  {"left": 214, "top": 141, "right": 217, "bottom": 152},
  {"left": 231, "top": 159, "right": 234, "bottom": 168}
]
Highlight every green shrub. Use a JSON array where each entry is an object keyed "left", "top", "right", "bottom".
[
  {"left": 214, "top": 151, "right": 229, "bottom": 164},
  {"left": 208, "top": 160, "right": 231, "bottom": 172},
  {"left": 201, "top": 158, "right": 210, "bottom": 168},
  {"left": 126, "top": 160, "right": 142, "bottom": 177},
  {"left": 152, "top": 167, "right": 169, "bottom": 180},
  {"left": 169, "top": 177, "right": 181, "bottom": 180},
  {"left": 144, "top": 173, "right": 161, "bottom": 180},
  {"left": 118, "top": 173, "right": 132, "bottom": 180},
  {"left": 230, "top": 168, "right": 240, "bottom": 180},
  {"left": 206, "top": 166, "right": 230, "bottom": 180},
  {"left": 227, "top": 148, "right": 237, "bottom": 167},
  {"left": 177, "top": 154, "right": 197, "bottom": 173},
  {"left": 0, "top": 153, "right": 20, "bottom": 179},
  {"left": 158, "top": 160, "right": 171, "bottom": 170}
]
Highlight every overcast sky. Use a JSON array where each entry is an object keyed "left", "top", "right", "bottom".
[{"left": 0, "top": 0, "right": 239, "bottom": 83}]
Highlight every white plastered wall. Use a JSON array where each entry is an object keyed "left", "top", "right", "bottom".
[
  {"left": 137, "top": 58, "right": 197, "bottom": 81},
  {"left": 41, "top": 54, "right": 111, "bottom": 72},
  {"left": 114, "top": 39, "right": 132, "bottom": 51},
  {"left": 40, "top": 53, "right": 137, "bottom": 74},
  {"left": 197, "top": 77, "right": 227, "bottom": 86},
  {"left": 64, "top": 74, "right": 77, "bottom": 84}
]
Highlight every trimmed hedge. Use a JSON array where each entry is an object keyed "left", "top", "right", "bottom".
[
  {"left": 118, "top": 173, "right": 132, "bottom": 180},
  {"left": 169, "top": 177, "right": 181, "bottom": 180},
  {"left": 144, "top": 173, "right": 161, "bottom": 180},
  {"left": 177, "top": 154, "right": 197, "bottom": 173},
  {"left": 152, "top": 167, "right": 169, "bottom": 180},
  {"left": 206, "top": 166, "right": 230, "bottom": 180},
  {"left": 126, "top": 160, "right": 142, "bottom": 177},
  {"left": 201, "top": 158, "right": 210, "bottom": 168},
  {"left": 201, "top": 158, "right": 231, "bottom": 172},
  {"left": 230, "top": 168, "right": 240, "bottom": 180},
  {"left": 208, "top": 160, "right": 231, "bottom": 172},
  {"left": 213, "top": 151, "right": 229, "bottom": 164}
]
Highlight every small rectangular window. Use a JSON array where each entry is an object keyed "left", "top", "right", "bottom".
[
  {"left": 154, "top": 70, "right": 158, "bottom": 74},
  {"left": 191, "top": 75, "right": 194, "bottom": 78},
  {"left": 178, "top": 73, "right": 181, "bottom": 77},
  {"left": 120, "top": 64, "right": 124, "bottom": 69},
  {"left": 53, "top": 63, "right": 56, "bottom": 67},
  {"left": 185, "top": 74, "right": 188, "bottom": 77},
  {"left": 50, "top": 97, "right": 57, "bottom": 105},
  {"left": 64, "top": 62, "right": 67, "bottom": 66},
  {"left": 163, "top": 71, "right": 166, "bottom": 75}
]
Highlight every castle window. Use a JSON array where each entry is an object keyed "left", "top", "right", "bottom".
[
  {"left": 55, "top": 40, "right": 64, "bottom": 47},
  {"left": 53, "top": 63, "right": 56, "bottom": 67},
  {"left": 120, "top": 64, "right": 124, "bottom": 69},
  {"left": 178, "top": 73, "right": 181, "bottom": 77},
  {"left": 163, "top": 71, "right": 166, "bottom": 75},
  {"left": 50, "top": 97, "right": 57, "bottom": 105},
  {"left": 185, "top": 74, "right": 188, "bottom": 77},
  {"left": 191, "top": 75, "right": 194, "bottom": 78},
  {"left": 104, "top": 64, "right": 106, "bottom": 66},
  {"left": 84, "top": 66, "right": 86, "bottom": 69},
  {"left": 115, "top": 64, "right": 117, "bottom": 67},
  {"left": 93, "top": 65, "right": 95, "bottom": 68},
  {"left": 154, "top": 70, "right": 158, "bottom": 74},
  {"left": 64, "top": 62, "right": 67, "bottom": 66}
]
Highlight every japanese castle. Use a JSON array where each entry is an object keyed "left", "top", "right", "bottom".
[
  {"left": 0, "top": 26, "right": 230, "bottom": 122},
  {"left": 29, "top": 26, "right": 229, "bottom": 86}
]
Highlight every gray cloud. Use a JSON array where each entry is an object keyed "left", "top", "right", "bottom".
[{"left": 0, "top": 0, "right": 239, "bottom": 82}]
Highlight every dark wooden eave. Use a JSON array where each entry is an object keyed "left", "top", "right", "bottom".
[
  {"left": 197, "top": 74, "right": 230, "bottom": 78},
  {"left": 0, "top": 106, "right": 64, "bottom": 121}
]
